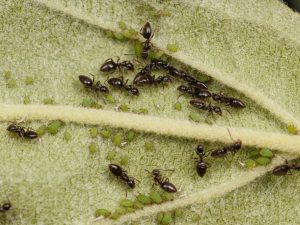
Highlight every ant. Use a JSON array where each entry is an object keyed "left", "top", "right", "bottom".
[
  {"left": 100, "top": 58, "right": 134, "bottom": 73},
  {"left": 108, "top": 164, "right": 136, "bottom": 188},
  {"left": 140, "top": 22, "right": 154, "bottom": 59},
  {"left": 187, "top": 80, "right": 208, "bottom": 90},
  {"left": 108, "top": 77, "right": 139, "bottom": 96},
  {"left": 7, "top": 124, "right": 38, "bottom": 139},
  {"left": 149, "top": 169, "right": 177, "bottom": 193},
  {"left": 190, "top": 99, "right": 222, "bottom": 116},
  {"left": 168, "top": 66, "right": 183, "bottom": 78},
  {"left": 134, "top": 73, "right": 172, "bottom": 86},
  {"left": 212, "top": 93, "right": 246, "bottom": 109},
  {"left": 149, "top": 59, "right": 170, "bottom": 70},
  {"left": 194, "top": 145, "right": 208, "bottom": 177},
  {"left": 0, "top": 202, "right": 11, "bottom": 213},
  {"left": 272, "top": 162, "right": 300, "bottom": 176},
  {"left": 178, "top": 85, "right": 211, "bottom": 99},
  {"left": 78, "top": 75, "right": 109, "bottom": 93},
  {"left": 210, "top": 128, "right": 242, "bottom": 158}
]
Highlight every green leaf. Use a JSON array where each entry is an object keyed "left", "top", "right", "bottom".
[{"left": 0, "top": 0, "right": 299, "bottom": 224}]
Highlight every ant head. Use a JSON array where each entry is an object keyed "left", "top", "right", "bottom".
[
  {"left": 177, "top": 85, "right": 188, "bottom": 92},
  {"left": 152, "top": 169, "right": 160, "bottom": 176},
  {"left": 233, "top": 140, "right": 242, "bottom": 150},
  {"left": 214, "top": 107, "right": 222, "bottom": 116},
  {"left": 195, "top": 145, "right": 205, "bottom": 156},
  {"left": 127, "top": 179, "right": 135, "bottom": 188},
  {"left": 130, "top": 87, "right": 139, "bottom": 96},
  {"left": 2, "top": 202, "right": 11, "bottom": 211}
]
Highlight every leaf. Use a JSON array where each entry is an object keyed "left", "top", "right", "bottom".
[{"left": 0, "top": 0, "right": 299, "bottom": 225}]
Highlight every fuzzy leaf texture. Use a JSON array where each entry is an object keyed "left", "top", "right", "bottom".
[{"left": 0, "top": 0, "right": 299, "bottom": 224}]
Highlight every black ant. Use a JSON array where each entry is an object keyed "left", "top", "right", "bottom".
[
  {"left": 272, "top": 162, "right": 300, "bottom": 176},
  {"left": 0, "top": 202, "right": 11, "bottom": 213},
  {"left": 140, "top": 22, "right": 154, "bottom": 59},
  {"left": 78, "top": 75, "right": 109, "bottom": 93},
  {"left": 100, "top": 58, "right": 134, "bottom": 73},
  {"left": 168, "top": 66, "right": 183, "bottom": 78},
  {"left": 190, "top": 99, "right": 222, "bottom": 116},
  {"left": 187, "top": 80, "right": 208, "bottom": 90},
  {"left": 210, "top": 129, "right": 242, "bottom": 158},
  {"left": 149, "top": 169, "right": 177, "bottom": 193},
  {"left": 108, "top": 164, "right": 136, "bottom": 188},
  {"left": 107, "top": 77, "right": 139, "bottom": 96},
  {"left": 212, "top": 93, "right": 246, "bottom": 109},
  {"left": 193, "top": 145, "right": 208, "bottom": 177},
  {"left": 178, "top": 85, "right": 211, "bottom": 99},
  {"left": 7, "top": 124, "right": 38, "bottom": 139},
  {"left": 150, "top": 59, "right": 170, "bottom": 70}
]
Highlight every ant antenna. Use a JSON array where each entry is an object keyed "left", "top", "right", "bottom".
[{"left": 226, "top": 127, "right": 235, "bottom": 142}]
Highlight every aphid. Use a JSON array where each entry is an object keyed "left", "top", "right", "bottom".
[
  {"left": 0, "top": 202, "right": 11, "bottom": 213},
  {"left": 150, "top": 59, "right": 170, "bottom": 70},
  {"left": 150, "top": 169, "right": 177, "bottom": 193},
  {"left": 78, "top": 75, "right": 109, "bottom": 93},
  {"left": 7, "top": 124, "right": 38, "bottom": 139},
  {"left": 211, "top": 129, "right": 242, "bottom": 158},
  {"left": 100, "top": 58, "right": 134, "bottom": 73},
  {"left": 140, "top": 22, "right": 154, "bottom": 59},
  {"left": 194, "top": 145, "right": 208, "bottom": 177},
  {"left": 108, "top": 77, "right": 139, "bottom": 96},
  {"left": 212, "top": 93, "right": 246, "bottom": 109},
  {"left": 178, "top": 85, "right": 211, "bottom": 99},
  {"left": 108, "top": 164, "right": 135, "bottom": 188},
  {"left": 272, "top": 163, "right": 300, "bottom": 176},
  {"left": 190, "top": 99, "right": 222, "bottom": 116}
]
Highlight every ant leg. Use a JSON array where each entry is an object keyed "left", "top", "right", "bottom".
[
  {"left": 105, "top": 58, "right": 113, "bottom": 62},
  {"left": 89, "top": 73, "right": 95, "bottom": 84}
]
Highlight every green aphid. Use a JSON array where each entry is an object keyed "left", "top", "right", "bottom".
[
  {"left": 94, "top": 208, "right": 111, "bottom": 218},
  {"left": 134, "top": 42, "right": 143, "bottom": 58},
  {"left": 259, "top": 148, "right": 273, "bottom": 158},
  {"left": 47, "top": 121, "right": 62, "bottom": 135},
  {"left": 174, "top": 209, "right": 184, "bottom": 218},
  {"left": 189, "top": 112, "right": 201, "bottom": 122},
  {"left": 105, "top": 94, "right": 116, "bottom": 104},
  {"left": 89, "top": 142, "right": 98, "bottom": 154},
  {"left": 36, "top": 125, "right": 47, "bottom": 137},
  {"left": 190, "top": 213, "right": 201, "bottom": 222},
  {"left": 25, "top": 76, "right": 33, "bottom": 85},
  {"left": 149, "top": 191, "right": 162, "bottom": 204},
  {"left": 145, "top": 142, "right": 154, "bottom": 151},
  {"left": 255, "top": 157, "right": 271, "bottom": 165},
  {"left": 287, "top": 124, "right": 298, "bottom": 135},
  {"left": 161, "top": 212, "right": 173, "bottom": 225},
  {"left": 113, "top": 32, "right": 125, "bottom": 41},
  {"left": 105, "top": 30, "right": 114, "bottom": 38},
  {"left": 100, "top": 129, "right": 113, "bottom": 139},
  {"left": 118, "top": 21, "right": 127, "bottom": 30},
  {"left": 161, "top": 192, "right": 174, "bottom": 202},
  {"left": 249, "top": 149, "right": 260, "bottom": 158},
  {"left": 157, "top": 212, "right": 164, "bottom": 224},
  {"left": 23, "top": 95, "right": 31, "bottom": 105},
  {"left": 139, "top": 108, "right": 148, "bottom": 114},
  {"left": 120, "top": 199, "right": 134, "bottom": 208},
  {"left": 89, "top": 127, "right": 98, "bottom": 138},
  {"left": 136, "top": 194, "right": 152, "bottom": 205},
  {"left": 43, "top": 98, "right": 55, "bottom": 105},
  {"left": 119, "top": 104, "right": 130, "bottom": 112},
  {"left": 124, "top": 207, "right": 135, "bottom": 213},
  {"left": 119, "top": 155, "right": 129, "bottom": 166},
  {"left": 244, "top": 159, "right": 257, "bottom": 169},
  {"left": 126, "top": 131, "right": 135, "bottom": 142},
  {"left": 81, "top": 99, "right": 93, "bottom": 107},
  {"left": 174, "top": 102, "right": 182, "bottom": 111},
  {"left": 7, "top": 79, "right": 17, "bottom": 88},
  {"left": 90, "top": 101, "right": 102, "bottom": 109},
  {"left": 63, "top": 131, "right": 71, "bottom": 142},
  {"left": 133, "top": 201, "right": 144, "bottom": 209},
  {"left": 4, "top": 71, "right": 12, "bottom": 80},
  {"left": 112, "top": 133, "right": 122, "bottom": 146},
  {"left": 167, "top": 43, "right": 179, "bottom": 52},
  {"left": 107, "top": 151, "right": 116, "bottom": 161}
]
